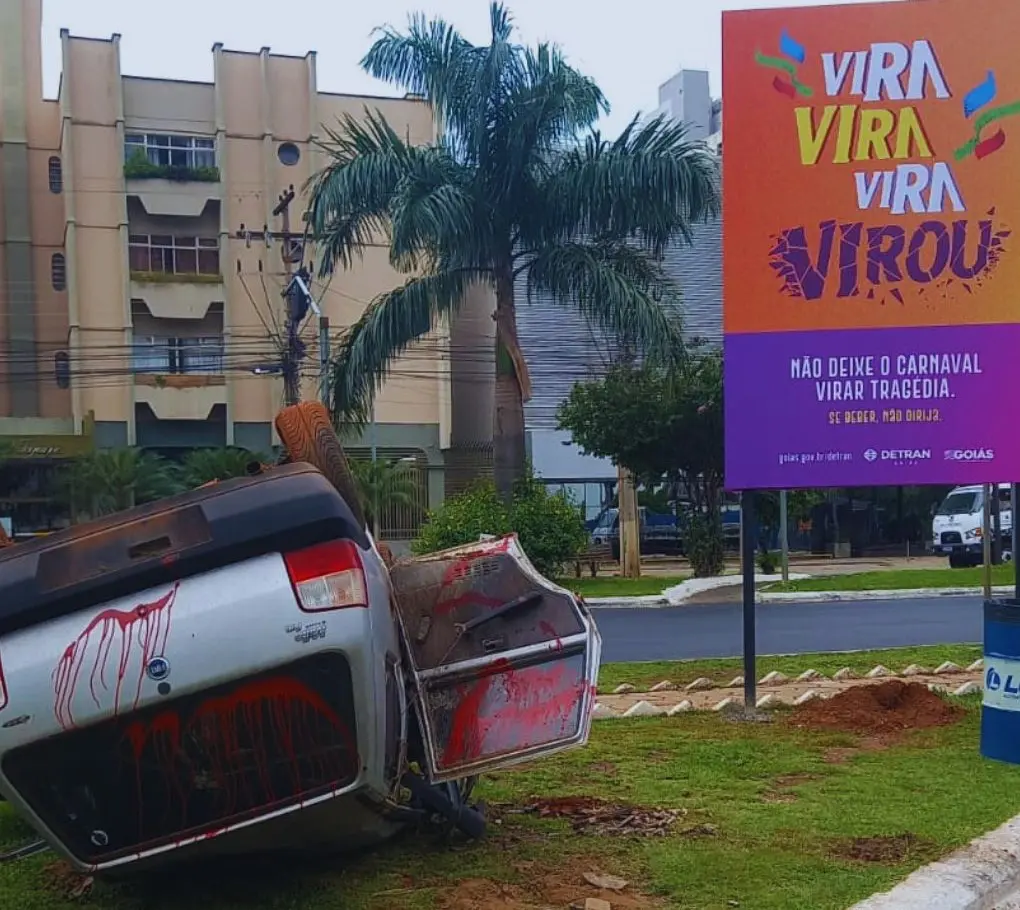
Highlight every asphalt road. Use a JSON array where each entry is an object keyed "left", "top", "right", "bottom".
[{"left": 592, "top": 594, "right": 983, "bottom": 663}]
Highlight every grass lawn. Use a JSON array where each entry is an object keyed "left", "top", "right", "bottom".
[
  {"left": 2, "top": 696, "right": 1015, "bottom": 910},
  {"left": 595, "top": 643, "right": 983, "bottom": 693},
  {"left": 559, "top": 574, "right": 688, "bottom": 597},
  {"left": 770, "top": 563, "right": 1015, "bottom": 593}
]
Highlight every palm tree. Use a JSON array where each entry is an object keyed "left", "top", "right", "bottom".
[
  {"left": 180, "top": 447, "right": 267, "bottom": 489},
  {"left": 307, "top": 2, "right": 720, "bottom": 498},
  {"left": 61, "top": 449, "right": 182, "bottom": 518},
  {"left": 348, "top": 457, "right": 419, "bottom": 536}
]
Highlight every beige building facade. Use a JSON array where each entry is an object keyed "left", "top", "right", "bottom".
[{"left": 0, "top": 0, "right": 454, "bottom": 473}]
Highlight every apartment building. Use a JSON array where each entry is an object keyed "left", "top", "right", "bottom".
[{"left": 0, "top": 0, "right": 452, "bottom": 534}]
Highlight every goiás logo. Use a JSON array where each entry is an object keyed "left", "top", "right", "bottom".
[{"left": 944, "top": 448, "right": 995, "bottom": 462}]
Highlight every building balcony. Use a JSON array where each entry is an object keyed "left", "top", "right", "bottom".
[
  {"left": 129, "top": 234, "right": 223, "bottom": 318},
  {"left": 134, "top": 378, "right": 227, "bottom": 422},
  {"left": 130, "top": 278, "right": 224, "bottom": 320},
  {"left": 134, "top": 369, "right": 227, "bottom": 422},
  {"left": 124, "top": 136, "right": 222, "bottom": 216},
  {"left": 125, "top": 177, "right": 222, "bottom": 217}
]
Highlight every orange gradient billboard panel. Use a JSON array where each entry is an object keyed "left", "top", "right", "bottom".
[{"left": 723, "top": 0, "right": 1020, "bottom": 334}]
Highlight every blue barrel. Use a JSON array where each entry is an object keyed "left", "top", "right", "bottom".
[{"left": 981, "top": 599, "right": 1020, "bottom": 764}]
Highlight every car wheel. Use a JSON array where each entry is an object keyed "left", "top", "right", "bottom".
[
  {"left": 274, "top": 401, "right": 367, "bottom": 531},
  {"left": 949, "top": 553, "right": 966, "bottom": 569}
]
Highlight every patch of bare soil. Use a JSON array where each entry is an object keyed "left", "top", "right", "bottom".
[
  {"left": 436, "top": 858, "right": 665, "bottom": 910},
  {"left": 515, "top": 796, "right": 684, "bottom": 837},
  {"left": 760, "top": 773, "right": 820, "bottom": 804},
  {"left": 789, "top": 681, "right": 964, "bottom": 737},
  {"left": 829, "top": 833, "right": 935, "bottom": 864},
  {"left": 41, "top": 860, "right": 94, "bottom": 900},
  {"left": 589, "top": 762, "right": 619, "bottom": 776}
]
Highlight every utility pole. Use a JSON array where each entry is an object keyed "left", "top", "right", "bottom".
[{"left": 236, "top": 184, "right": 305, "bottom": 405}]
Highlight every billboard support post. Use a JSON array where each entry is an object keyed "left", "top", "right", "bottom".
[
  {"left": 741, "top": 490, "right": 757, "bottom": 712},
  {"left": 984, "top": 485, "right": 993, "bottom": 599},
  {"left": 1014, "top": 484, "right": 1020, "bottom": 601}
]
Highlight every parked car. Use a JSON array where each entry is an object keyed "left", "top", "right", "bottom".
[
  {"left": 0, "top": 403, "right": 601, "bottom": 876},
  {"left": 590, "top": 507, "right": 684, "bottom": 559}
]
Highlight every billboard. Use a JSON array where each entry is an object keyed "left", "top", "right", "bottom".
[{"left": 723, "top": 0, "right": 1020, "bottom": 489}]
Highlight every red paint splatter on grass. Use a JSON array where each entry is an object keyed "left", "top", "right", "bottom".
[{"left": 53, "top": 584, "right": 179, "bottom": 729}]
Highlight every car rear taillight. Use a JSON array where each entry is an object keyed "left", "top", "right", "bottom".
[{"left": 284, "top": 539, "right": 368, "bottom": 612}]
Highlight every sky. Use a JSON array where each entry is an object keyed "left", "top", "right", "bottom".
[{"left": 40, "top": 0, "right": 889, "bottom": 137}]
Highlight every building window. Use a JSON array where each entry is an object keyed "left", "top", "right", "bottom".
[
  {"left": 124, "top": 133, "right": 216, "bottom": 170},
  {"left": 48, "top": 156, "right": 63, "bottom": 193},
  {"left": 132, "top": 335, "right": 225, "bottom": 375},
  {"left": 51, "top": 253, "right": 67, "bottom": 291},
  {"left": 128, "top": 234, "right": 220, "bottom": 277},
  {"left": 278, "top": 142, "right": 301, "bottom": 166}
]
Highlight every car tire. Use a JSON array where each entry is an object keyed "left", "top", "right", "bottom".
[
  {"left": 949, "top": 553, "right": 967, "bottom": 569},
  {"left": 274, "top": 401, "right": 367, "bottom": 531}
]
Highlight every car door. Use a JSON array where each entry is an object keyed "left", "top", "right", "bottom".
[{"left": 389, "top": 535, "right": 601, "bottom": 782}]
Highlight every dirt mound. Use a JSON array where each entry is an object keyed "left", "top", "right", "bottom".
[
  {"left": 829, "top": 833, "right": 935, "bottom": 864},
  {"left": 789, "top": 681, "right": 964, "bottom": 735}
]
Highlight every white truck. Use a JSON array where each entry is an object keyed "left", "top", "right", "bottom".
[{"left": 932, "top": 483, "right": 1013, "bottom": 568}]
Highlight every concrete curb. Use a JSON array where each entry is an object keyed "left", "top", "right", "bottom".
[
  {"left": 585, "top": 594, "right": 669, "bottom": 609},
  {"left": 585, "top": 573, "right": 813, "bottom": 609},
  {"left": 761, "top": 585, "right": 1013, "bottom": 603},
  {"left": 846, "top": 811, "right": 1020, "bottom": 910}
]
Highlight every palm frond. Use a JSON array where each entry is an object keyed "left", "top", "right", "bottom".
[
  {"left": 486, "top": 42, "right": 606, "bottom": 207},
  {"left": 348, "top": 458, "right": 419, "bottom": 527},
  {"left": 387, "top": 151, "right": 480, "bottom": 271},
  {"left": 180, "top": 447, "right": 265, "bottom": 489},
  {"left": 329, "top": 268, "right": 491, "bottom": 426},
  {"left": 527, "top": 114, "right": 721, "bottom": 256},
  {"left": 523, "top": 240, "right": 685, "bottom": 364},
  {"left": 306, "top": 110, "right": 420, "bottom": 274}
]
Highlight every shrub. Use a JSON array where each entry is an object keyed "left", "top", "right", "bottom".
[
  {"left": 757, "top": 547, "right": 778, "bottom": 575},
  {"left": 686, "top": 513, "right": 725, "bottom": 577},
  {"left": 413, "top": 474, "right": 588, "bottom": 577}
]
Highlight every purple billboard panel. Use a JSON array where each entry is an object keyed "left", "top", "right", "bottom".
[{"left": 724, "top": 323, "right": 1020, "bottom": 490}]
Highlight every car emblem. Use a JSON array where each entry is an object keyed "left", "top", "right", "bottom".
[{"left": 146, "top": 656, "right": 170, "bottom": 681}]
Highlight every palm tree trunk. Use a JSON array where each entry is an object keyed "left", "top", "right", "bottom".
[{"left": 492, "top": 267, "right": 529, "bottom": 501}]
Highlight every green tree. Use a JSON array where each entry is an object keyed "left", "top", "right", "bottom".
[
  {"left": 559, "top": 352, "right": 723, "bottom": 509},
  {"left": 413, "top": 472, "right": 588, "bottom": 577},
  {"left": 348, "top": 457, "right": 419, "bottom": 532},
  {"left": 180, "top": 447, "right": 266, "bottom": 489},
  {"left": 307, "top": 3, "right": 720, "bottom": 499},
  {"left": 61, "top": 449, "right": 182, "bottom": 518},
  {"left": 558, "top": 352, "right": 724, "bottom": 575}
]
